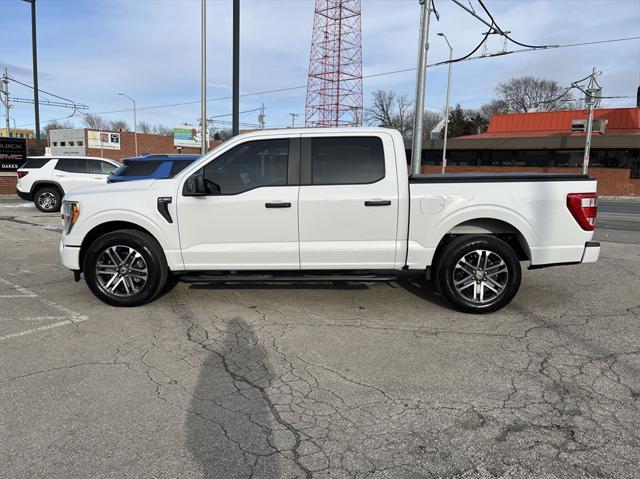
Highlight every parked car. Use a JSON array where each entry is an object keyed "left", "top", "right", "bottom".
[
  {"left": 16, "top": 156, "right": 119, "bottom": 212},
  {"left": 107, "top": 154, "right": 200, "bottom": 183},
  {"left": 59, "top": 128, "right": 600, "bottom": 313}
]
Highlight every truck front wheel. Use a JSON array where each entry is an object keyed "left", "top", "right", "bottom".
[
  {"left": 83, "top": 229, "right": 168, "bottom": 307},
  {"left": 434, "top": 235, "right": 521, "bottom": 314}
]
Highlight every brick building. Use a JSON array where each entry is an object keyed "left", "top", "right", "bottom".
[
  {"left": 47, "top": 128, "right": 220, "bottom": 160},
  {"left": 413, "top": 107, "right": 640, "bottom": 196}
]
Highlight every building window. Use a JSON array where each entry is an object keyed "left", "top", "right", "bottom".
[
  {"left": 60, "top": 141, "right": 66, "bottom": 147},
  {"left": 52, "top": 142, "right": 58, "bottom": 146},
  {"left": 69, "top": 141, "right": 75, "bottom": 147},
  {"left": 78, "top": 141, "right": 83, "bottom": 146}
]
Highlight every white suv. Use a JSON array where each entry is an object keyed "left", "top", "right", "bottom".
[{"left": 16, "top": 156, "right": 120, "bottom": 212}]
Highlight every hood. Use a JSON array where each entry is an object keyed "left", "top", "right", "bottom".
[{"left": 63, "top": 179, "right": 157, "bottom": 201}]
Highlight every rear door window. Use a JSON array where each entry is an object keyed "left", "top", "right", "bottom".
[
  {"left": 310, "top": 137, "right": 384, "bottom": 185},
  {"left": 86, "top": 160, "right": 118, "bottom": 175},
  {"left": 21, "top": 158, "right": 51, "bottom": 169},
  {"left": 55, "top": 158, "right": 89, "bottom": 173},
  {"left": 112, "top": 161, "right": 162, "bottom": 177}
]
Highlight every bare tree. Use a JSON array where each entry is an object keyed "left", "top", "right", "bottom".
[
  {"left": 43, "top": 119, "right": 73, "bottom": 138},
  {"left": 153, "top": 125, "right": 169, "bottom": 136},
  {"left": 108, "top": 119, "right": 129, "bottom": 131},
  {"left": 480, "top": 99, "right": 510, "bottom": 118},
  {"left": 153, "top": 124, "right": 173, "bottom": 136},
  {"left": 213, "top": 129, "right": 233, "bottom": 142},
  {"left": 82, "top": 113, "right": 108, "bottom": 130},
  {"left": 422, "top": 110, "right": 443, "bottom": 139},
  {"left": 137, "top": 121, "right": 153, "bottom": 134},
  {"left": 365, "top": 90, "right": 414, "bottom": 138},
  {"left": 496, "top": 76, "right": 577, "bottom": 112}
]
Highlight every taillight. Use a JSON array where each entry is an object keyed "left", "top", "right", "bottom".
[
  {"left": 567, "top": 193, "right": 597, "bottom": 231},
  {"left": 17, "top": 171, "right": 28, "bottom": 179}
]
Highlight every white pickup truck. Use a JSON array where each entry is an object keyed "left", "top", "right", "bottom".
[{"left": 59, "top": 128, "right": 600, "bottom": 313}]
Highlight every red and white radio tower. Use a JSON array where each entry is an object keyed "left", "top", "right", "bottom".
[{"left": 304, "top": 0, "right": 363, "bottom": 127}]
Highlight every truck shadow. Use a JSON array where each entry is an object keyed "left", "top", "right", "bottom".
[
  {"left": 394, "top": 277, "right": 450, "bottom": 309},
  {"left": 183, "top": 278, "right": 449, "bottom": 309},
  {"left": 185, "top": 318, "right": 282, "bottom": 478}
]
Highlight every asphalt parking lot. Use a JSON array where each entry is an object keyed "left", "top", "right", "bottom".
[{"left": 0, "top": 199, "right": 638, "bottom": 479}]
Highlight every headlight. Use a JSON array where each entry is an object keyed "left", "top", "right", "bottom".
[{"left": 61, "top": 201, "right": 80, "bottom": 234}]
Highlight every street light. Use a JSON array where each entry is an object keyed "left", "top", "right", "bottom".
[
  {"left": 117, "top": 93, "right": 137, "bottom": 156},
  {"left": 437, "top": 32, "right": 453, "bottom": 174}
]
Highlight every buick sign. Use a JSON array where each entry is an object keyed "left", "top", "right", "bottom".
[{"left": 0, "top": 137, "right": 27, "bottom": 172}]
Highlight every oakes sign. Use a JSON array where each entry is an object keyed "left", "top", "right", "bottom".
[{"left": 0, "top": 137, "right": 27, "bottom": 172}]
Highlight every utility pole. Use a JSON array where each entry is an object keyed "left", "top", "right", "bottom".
[
  {"left": 21, "top": 0, "right": 41, "bottom": 152},
  {"left": 200, "top": 0, "right": 207, "bottom": 154},
  {"left": 258, "top": 103, "right": 266, "bottom": 130},
  {"left": 232, "top": 0, "right": 240, "bottom": 136},
  {"left": 1, "top": 69, "right": 10, "bottom": 136},
  {"left": 582, "top": 67, "right": 601, "bottom": 175},
  {"left": 410, "top": 0, "right": 433, "bottom": 176},
  {"left": 289, "top": 113, "right": 299, "bottom": 128},
  {"left": 437, "top": 33, "right": 453, "bottom": 174}
]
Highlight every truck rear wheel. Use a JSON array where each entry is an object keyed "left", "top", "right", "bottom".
[
  {"left": 83, "top": 229, "right": 168, "bottom": 307},
  {"left": 434, "top": 235, "right": 521, "bottom": 314}
]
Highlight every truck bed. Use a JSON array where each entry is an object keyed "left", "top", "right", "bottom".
[{"left": 409, "top": 173, "right": 593, "bottom": 183}]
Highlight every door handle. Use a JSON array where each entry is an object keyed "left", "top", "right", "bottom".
[
  {"left": 364, "top": 200, "right": 391, "bottom": 207},
  {"left": 265, "top": 202, "right": 291, "bottom": 208}
]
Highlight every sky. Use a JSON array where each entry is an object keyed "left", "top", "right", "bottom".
[{"left": 1, "top": 0, "right": 639, "bottom": 133}]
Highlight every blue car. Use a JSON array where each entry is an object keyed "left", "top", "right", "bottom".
[{"left": 107, "top": 154, "right": 200, "bottom": 183}]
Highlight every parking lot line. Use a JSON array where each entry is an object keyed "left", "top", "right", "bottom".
[
  {"left": 0, "top": 317, "right": 88, "bottom": 342},
  {"left": 0, "top": 277, "right": 38, "bottom": 298},
  {"left": 0, "top": 276, "right": 89, "bottom": 341}
]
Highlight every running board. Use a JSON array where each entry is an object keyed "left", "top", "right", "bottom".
[{"left": 178, "top": 272, "right": 398, "bottom": 284}]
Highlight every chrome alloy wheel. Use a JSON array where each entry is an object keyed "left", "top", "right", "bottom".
[
  {"left": 95, "top": 245, "right": 148, "bottom": 297},
  {"left": 37, "top": 191, "right": 57, "bottom": 210},
  {"left": 453, "top": 249, "right": 509, "bottom": 304}
]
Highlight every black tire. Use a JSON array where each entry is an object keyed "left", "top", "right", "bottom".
[
  {"left": 433, "top": 235, "right": 521, "bottom": 314},
  {"left": 34, "top": 186, "right": 62, "bottom": 213},
  {"left": 83, "top": 229, "right": 168, "bottom": 307}
]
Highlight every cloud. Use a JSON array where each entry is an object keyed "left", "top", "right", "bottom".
[{"left": 1, "top": 0, "right": 638, "bottom": 130}]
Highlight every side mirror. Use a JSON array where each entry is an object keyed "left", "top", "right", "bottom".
[{"left": 183, "top": 172, "right": 206, "bottom": 196}]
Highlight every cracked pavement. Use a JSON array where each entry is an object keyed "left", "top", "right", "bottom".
[{"left": 0, "top": 200, "right": 639, "bottom": 478}]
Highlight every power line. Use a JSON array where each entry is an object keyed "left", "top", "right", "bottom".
[
  {"left": 7, "top": 75, "right": 88, "bottom": 109},
  {"left": 15, "top": 35, "right": 640, "bottom": 127},
  {"left": 475, "top": 0, "right": 557, "bottom": 49}
]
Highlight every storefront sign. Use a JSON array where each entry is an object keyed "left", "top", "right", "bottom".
[
  {"left": 0, "top": 137, "right": 27, "bottom": 171},
  {"left": 174, "top": 125, "right": 206, "bottom": 148},
  {"left": 87, "top": 130, "right": 121, "bottom": 150}
]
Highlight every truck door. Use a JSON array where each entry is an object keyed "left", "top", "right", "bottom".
[
  {"left": 298, "top": 134, "right": 399, "bottom": 269},
  {"left": 177, "top": 137, "right": 300, "bottom": 270}
]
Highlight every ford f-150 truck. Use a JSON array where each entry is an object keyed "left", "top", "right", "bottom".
[{"left": 59, "top": 128, "right": 600, "bottom": 313}]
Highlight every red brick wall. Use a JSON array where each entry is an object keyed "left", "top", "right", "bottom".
[
  {"left": 0, "top": 174, "right": 17, "bottom": 195},
  {"left": 416, "top": 166, "right": 637, "bottom": 197},
  {"left": 84, "top": 131, "right": 221, "bottom": 161}
]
